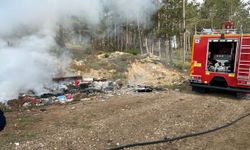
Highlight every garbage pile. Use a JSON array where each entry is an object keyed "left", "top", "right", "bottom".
[
  {"left": 6, "top": 74, "right": 167, "bottom": 109},
  {"left": 13, "top": 76, "right": 117, "bottom": 107}
]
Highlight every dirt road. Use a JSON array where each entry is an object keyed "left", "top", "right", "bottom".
[{"left": 1, "top": 90, "right": 250, "bottom": 150}]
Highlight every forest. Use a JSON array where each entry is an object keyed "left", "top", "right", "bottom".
[{"left": 57, "top": 0, "right": 250, "bottom": 64}]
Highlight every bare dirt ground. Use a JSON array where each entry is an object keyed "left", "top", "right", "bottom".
[{"left": 1, "top": 89, "right": 250, "bottom": 150}]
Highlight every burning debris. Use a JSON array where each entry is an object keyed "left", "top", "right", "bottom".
[
  {"left": 5, "top": 73, "right": 168, "bottom": 109},
  {"left": 7, "top": 77, "right": 91, "bottom": 107}
]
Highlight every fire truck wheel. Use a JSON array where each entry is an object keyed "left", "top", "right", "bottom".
[{"left": 192, "top": 86, "right": 207, "bottom": 93}]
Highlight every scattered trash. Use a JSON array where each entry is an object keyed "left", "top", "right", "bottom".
[
  {"left": 22, "top": 102, "right": 31, "bottom": 108},
  {"left": 52, "top": 76, "right": 82, "bottom": 83},
  {"left": 40, "top": 108, "right": 47, "bottom": 112},
  {"left": 14, "top": 142, "right": 20, "bottom": 146},
  {"left": 81, "top": 98, "right": 91, "bottom": 101},
  {"left": 8, "top": 74, "right": 168, "bottom": 108},
  {"left": 134, "top": 85, "right": 153, "bottom": 93},
  {"left": 31, "top": 98, "right": 41, "bottom": 105},
  {"left": 65, "top": 94, "right": 73, "bottom": 100},
  {"left": 57, "top": 95, "right": 67, "bottom": 104}
]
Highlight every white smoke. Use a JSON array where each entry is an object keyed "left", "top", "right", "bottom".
[
  {"left": 0, "top": 0, "right": 159, "bottom": 101},
  {"left": 0, "top": 34, "right": 56, "bottom": 100},
  {"left": 107, "top": 0, "right": 158, "bottom": 24}
]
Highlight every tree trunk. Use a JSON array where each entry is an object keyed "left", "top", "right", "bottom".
[
  {"left": 125, "top": 19, "right": 129, "bottom": 50},
  {"left": 158, "top": 38, "right": 161, "bottom": 58},
  {"left": 138, "top": 30, "right": 143, "bottom": 54},
  {"left": 56, "top": 25, "right": 65, "bottom": 47},
  {"left": 168, "top": 37, "right": 173, "bottom": 64},
  {"left": 133, "top": 31, "right": 136, "bottom": 48},
  {"left": 156, "top": 11, "right": 162, "bottom": 58},
  {"left": 165, "top": 38, "right": 168, "bottom": 64},
  {"left": 187, "top": 31, "right": 191, "bottom": 51},
  {"left": 145, "top": 37, "right": 149, "bottom": 54},
  {"left": 183, "top": 31, "right": 186, "bottom": 64},
  {"left": 115, "top": 24, "right": 117, "bottom": 50},
  {"left": 121, "top": 33, "right": 124, "bottom": 51},
  {"left": 117, "top": 32, "right": 120, "bottom": 51},
  {"left": 137, "top": 15, "right": 143, "bottom": 54},
  {"left": 151, "top": 41, "right": 155, "bottom": 56}
]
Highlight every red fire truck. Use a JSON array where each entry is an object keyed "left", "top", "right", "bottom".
[{"left": 190, "top": 21, "right": 250, "bottom": 94}]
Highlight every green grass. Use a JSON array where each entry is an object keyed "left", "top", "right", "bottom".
[
  {"left": 125, "top": 48, "right": 140, "bottom": 55},
  {"left": 171, "top": 48, "right": 192, "bottom": 73},
  {"left": 0, "top": 103, "right": 13, "bottom": 112}
]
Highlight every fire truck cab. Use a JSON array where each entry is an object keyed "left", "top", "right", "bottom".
[{"left": 190, "top": 22, "right": 250, "bottom": 94}]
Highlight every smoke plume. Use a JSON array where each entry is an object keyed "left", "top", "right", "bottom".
[{"left": 0, "top": 0, "right": 159, "bottom": 101}]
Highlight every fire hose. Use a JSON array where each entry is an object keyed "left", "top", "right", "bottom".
[{"left": 108, "top": 112, "right": 250, "bottom": 150}]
